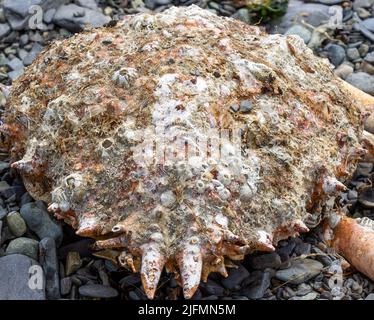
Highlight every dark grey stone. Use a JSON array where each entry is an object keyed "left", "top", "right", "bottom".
[
  {"left": 249, "top": 252, "right": 282, "bottom": 270},
  {"left": 53, "top": 4, "right": 110, "bottom": 33},
  {"left": 6, "top": 211, "right": 27, "bottom": 237},
  {"left": 20, "top": 201, "right": 63, "bottom": 246},
  {"left": 221, "top": 264, "right": 249, "bottom": 290},
  {"left": 6, "top": 237, "right": 39, "bottom": 260},
  {"left": 275, "top": 259, "right": 323, "bottom": 285},
  {"left": 0, "top": 254, "right": 45, "bottom": 299},
  {"left": 0, "top": 23, "right": 10, "bottom": 40},
  {"left": 39, "top": 237, "right": 60, "bottom": 299},
  {"left": 22, "top": 42, "right": 43, "bottom": 66},
  {"left": 3, "top": 0, "right": 65, "bottom": 30},
  {"left": 325, "top": 44, "right": 346, "bottom": 67},
  {"left": 345, "top": 72, "right": 374, "bottom": 95},
  {"left": 78, "top": 284, "right": 118, "bottom": 298},
  {"left": 8, "top": 69, "right": 24, "bottom": 81},
  {"left": 241, "top": 270, "right": 272, "bottom": 299}
]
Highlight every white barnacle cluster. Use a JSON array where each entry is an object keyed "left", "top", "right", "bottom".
[
  {"left": 51, "top": 173, "right": 87, "bottom": 213},
  {"left": 112, "top": 67, "right": 138, "bottom": 89}
]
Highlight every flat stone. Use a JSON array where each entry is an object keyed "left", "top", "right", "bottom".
[
  {"left": 347, "top": 48, "right": 361, "bottom": 61},
  {"left": 20, "top": 201, "right": 63, "bottom": 246},
  {"left": 233, "top": 8, "right": 251, "bottom": 24},
  {"left": 39, "top": 237, "right": 60, "bottom": 299},
  {"left": 325, "top": 44, "right": 346, "bottom": 67},
  {"left": 43, "top": 8, "right": 56, "bottom": 24},
  {"left": 345, "top": 72, "right": 374, "bottom": 95},
  {"left": 362, "top": 18, "right": 374, "bottom": 33},
  {"left": 365, "top": 293, "right": 374, "bottom": 300},
  {"left": 0, "top": 254, "right": 45, "bottom": 299},
  {"left": 268, "top": 0, "right": 331, "bottom": 34},
  {"left": 76, "top": 0, "right": 99, "bottom": 10},
  {"left": 289, "top": 291, "right": 318, "bottom": 300},
  {"left": 22, "top": 42, "right": 43, "bottom": 66},
  {"left": 6, "top": 237, "right": 39, "bottom": 260},
  {"left": 8, "top": 69, "right": 24, "bottom": 81},
  {"left": 249, "top": 252, "right": 282, "bottom": 270},
  {"left": 221, "top": 264, "right": 249, "bottom": 290},
  {"left": 241, "top": 270, "right": 272, "bottom": 300},
  {"left": 53, "top": 4, "right": 110, "bottom": 33},
  {"left": 6, "top": 211, "right": 27, "bottom": 237},
  {"left": 78, "top": 284, "right": 118, "bottom": 298},
  {"left": 60, "top": 277, "right": 72, "bottom": 295},
  {"left": 285, "top": 25, "right": 312, "bottom": 44},
  {"left": 0, "top": 23, "right": 10, "bottom": 40},
  {"left": 334, "top": 63, "right": 353, "bottom": 79},
  {"left": 3, "top": 0, "right": 65, "bottom": 30},
  {"left": 275, "top": 259, "right": 323, "bottom": 285},
  {"left": 65, "top": 251, "right": 82, "bottom": 276}
]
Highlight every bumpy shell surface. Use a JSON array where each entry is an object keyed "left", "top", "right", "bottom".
[{"left": 2, "top": 6, "right": 365, "bottom": 298}]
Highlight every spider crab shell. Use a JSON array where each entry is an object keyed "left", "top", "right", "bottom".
[{"left": 2, "top": 6, "right": 373, "bottom": 299}]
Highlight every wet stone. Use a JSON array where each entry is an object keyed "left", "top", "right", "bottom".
[
  {"left": 60, "top": 277, "right": 72, "bottom": 296},
  {"left": 79, "top": 284, "right": 118, "bottom": 299},
  {"left": 248, "top": 252, "right": 282, "bottom": 270},
  {"left": 65, "top": 251, "right": 82, "bottom": 276},
  {"left": 221, "top": 264, "right": 249, "bottom": 290},
  {"left": 6, "top": 237, "right": 39, "bottom": 260},
  {"left": 241, "top": 270, "right": 272, "bottom": 300},
  {"left": 6, "top": 211, "right": 26, "bottom": 237},
  {"left": 0, "top": 254, "right": 45, "bottom": 300},
  {"left": 275, "top": 259, "right": 323, "bottom": 285},
  {"left": 39, "top": 237, "right": 60, "bottom": 299}
]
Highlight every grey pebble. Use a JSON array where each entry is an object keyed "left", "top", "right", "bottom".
[
  {"left": 221, "top": 264, "right": 249, "bottom": 290},
  {"left": 249, "top": 252, "right": 282, "bottom": 270},
  {"left": 60, "top": 277, "right": 72, "bottom": 296},
  {"left": 78, "top": 284, "right": 118, "bottom": 299},
  {"left": 6, "top": 237, "right": 39, "bottom": 260},
  {"left": 275, "top": 258, "right": 323, "bottom": 284},
  {"left": 325, "top": 44, "right": 346, "bottom": 67},
  {"left": 241, "top": 270, "right": 272, "bottom": 300},
  {"left": 39, "top": 237, "right": 60, "bottom": 299},
  {"left": 6, "top": 211, "right": 27, "bottom": 237},
  {"left": 20, "top": 201, "right": 63, "bottom": 246},
  {"left": 345, "top": 72, "right": 374, "bottom": 95}
]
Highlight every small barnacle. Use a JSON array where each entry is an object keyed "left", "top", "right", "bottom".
[
  {"left": 196, "top": 180, "right": 205, "bottom": 193},
  {"left": 160, "top": 190, "right": 176, "bottom": 208},
  {"left": 112, "top": 67, "right": 138, "bottom": 89},
  {"left": 217, "top": 169, "right": 231, "bottom": 186},
  {"left": 218, "top": 188, "right": 231, "bottom": 201}
]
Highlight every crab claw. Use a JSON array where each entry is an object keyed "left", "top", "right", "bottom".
[
  {"left": 11, "top": 159, "right": 37, "bottom": 174},
  {"left": 93, "top": 236, "right": 127, "bottom": 249},
  {"left": 292, "top": 219, "right": 310, "bottom": 233},
  {"left": 178, "top": 243, "right": 203, "bottom": 299},
  {"left": 140, "top": 244, "right": 165, "bottom": 299},
  {"left": 324, "top": 215, "right": 374, "bottom": 282},
  {"left": 322, "top": 176, "right": 347, "bottom": 195},
  {"left": 255, "top": 230, "right": 275, "bottom": 252}
]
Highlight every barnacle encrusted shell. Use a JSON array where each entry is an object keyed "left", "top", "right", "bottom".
[{"left": 2, "top": 6, "right": 365, "bottom": 298}]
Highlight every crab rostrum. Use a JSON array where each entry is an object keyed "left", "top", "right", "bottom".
[{"left": 3, "top": 6, "right": 374, "bottom": 299}]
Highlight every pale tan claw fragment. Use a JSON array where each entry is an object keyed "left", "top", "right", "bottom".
[
  {"left": 339, "top": 78, "right": 374, "bottom": 113},
  {"left": 324, "top": 216, "right": 374, "bottom": 282},
  {"left": 178, "top": 243, "right": 203, "bottom": 299},
  {"left": 140, "top": 244, "right": 165, "bottom": 299}
]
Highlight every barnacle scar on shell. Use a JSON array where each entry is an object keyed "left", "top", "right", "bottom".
[{"left": 3, "top": 5, "right": 374, "bottom": 299}]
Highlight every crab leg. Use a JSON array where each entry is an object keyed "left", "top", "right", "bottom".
[{"left": 324, "top": 216, "right": 374, "bottom": 281}]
